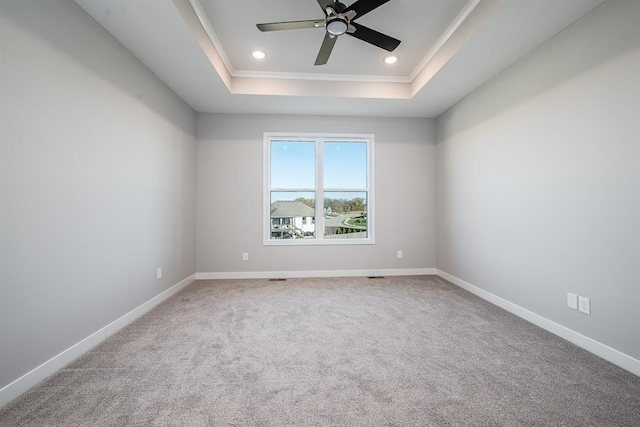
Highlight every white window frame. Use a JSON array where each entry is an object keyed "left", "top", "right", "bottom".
[{"left": 263, "top": 132, "right": 375, "bottom": 246}]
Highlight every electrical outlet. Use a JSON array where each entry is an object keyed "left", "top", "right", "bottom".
[
  {"left": 578, "top": 296, "right": 591, "bottom": 315},
  {"left": 397, "top": 250, "right": 403, "bottom": 259},
  {"left": 567, "top": 293, "right": 578, "bottom": 310},
  {"left": 157, "top": 268, "right": 162, "bottom": 280},
  {"left": 242, "top": 252, "right": 249, "bottom": 261}
]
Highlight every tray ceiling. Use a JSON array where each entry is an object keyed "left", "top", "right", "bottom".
[{"left": 73, "top": 0, "right": 605, "bottom": 117}]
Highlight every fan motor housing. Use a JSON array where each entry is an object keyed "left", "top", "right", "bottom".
[{"left": 332, "top": 1, "right": 347, "bottom": 13}]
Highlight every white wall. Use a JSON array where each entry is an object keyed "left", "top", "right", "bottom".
[
  {"left": 197, "top": 114, "right": 436, "bottom": 275},
  {"left": 436, "top": 0, "right": 639, "bottom": 359},
  {"left": 0, "top": 0, "right": 197, "bottom": 391}
]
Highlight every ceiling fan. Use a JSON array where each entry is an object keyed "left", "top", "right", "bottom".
[{"left": 256, "top": 0, "right": 401, "bottom": 66}]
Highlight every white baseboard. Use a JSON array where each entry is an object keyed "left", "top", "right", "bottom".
[
  {"left": 196, "top": 268, "right": 436, "bottom": 280},
  {"left": 436, "top": 269, "right": 640, "bottom": 377},
  {"left": 0, "top": 274, "right": 196, "bottom": 409}
]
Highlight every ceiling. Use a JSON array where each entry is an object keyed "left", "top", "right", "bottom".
[{"left": 73, "top": 0, "right": 605, "bottom": 118}]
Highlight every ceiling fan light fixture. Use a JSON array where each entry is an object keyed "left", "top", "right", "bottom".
[
  {"left": 326, "top": 18, "right": 348, "bottom": 36},
  {"left": 252, "top": 50, "right": 266, "bottom": 60},
  {"left": 256, "top": 0, "right": 401, "bottom": 66}
]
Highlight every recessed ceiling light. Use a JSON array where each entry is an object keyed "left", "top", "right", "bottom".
[
  {"left": 252, "top": 50, "right": 266, "bottom": 60},
  {"left": 384, "top": 56, "right": 398, "bottom": 64}
]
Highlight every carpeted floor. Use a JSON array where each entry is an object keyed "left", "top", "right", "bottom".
[{"left": 0, "top": 275, "right": 639, "bottom": 426}]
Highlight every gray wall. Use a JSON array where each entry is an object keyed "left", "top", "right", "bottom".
[
  {"left": 0, "top": 0, "right": 197, "bottom": 389},
  {"left": 436, "top": 0, "right": 639, "bottom": 359},
  {"left": 197, "top": 114, "right": 436, "bottom": 273}
]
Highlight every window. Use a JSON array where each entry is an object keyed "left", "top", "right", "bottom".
[{"left": 264, "top": 133, "right": 374, "bottom": 245}]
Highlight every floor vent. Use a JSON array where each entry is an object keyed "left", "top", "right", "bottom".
[
  {"left": 367, "top": 276, "right": 386, "bottom": 279},
  {"left": 268, "top": 278, "right": 287, "bottom": 281}
]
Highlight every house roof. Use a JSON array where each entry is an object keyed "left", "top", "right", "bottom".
[{"left": 270, "top": 201, "right": 314, "bottom": 218}]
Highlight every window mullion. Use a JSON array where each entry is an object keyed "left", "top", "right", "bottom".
[
  {"left": 316, "top": 138, "right": 324, "bottom": 240},
  {"left": 270, "top": 188, "right": 316, "bottom": 192},
  {"left": 323, "top": 188, "right": 368, "bottom": 192}
]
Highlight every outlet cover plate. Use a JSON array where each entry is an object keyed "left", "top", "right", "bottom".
[{"left": 578, "top": 296, "right": 591, "bottom": 315}]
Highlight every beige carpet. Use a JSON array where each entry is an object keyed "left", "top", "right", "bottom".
[{"left": 1, "top": 275, "right": 638, "bottom": 426}]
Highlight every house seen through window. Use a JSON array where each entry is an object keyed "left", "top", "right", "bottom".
[{"left": 264, "top": 133, "right": 374, "bottom": 245}]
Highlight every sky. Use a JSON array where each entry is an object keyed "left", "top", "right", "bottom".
[{"left": 270, "top": 140, "right": 367, "bottom": 194}]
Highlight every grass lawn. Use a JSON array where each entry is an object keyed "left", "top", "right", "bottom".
[{"left": 344, "top": 218, "right": 367, "bottom": 227}]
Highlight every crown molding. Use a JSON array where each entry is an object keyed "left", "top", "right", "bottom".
[
  {"left": 232, "top": 70, "right": 412, "bottom": 84},
  {"left": 408, "top": 0, "right": 483, "bottom": 81},
  {"left": 188, "top": 0, "right": 234, "bottom": 75}
]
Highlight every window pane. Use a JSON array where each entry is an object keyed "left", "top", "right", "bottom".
[
  {"left": 323, "top": 191, "right": 367, "bottom": 239},
  {"left": 323, "top": 142, "right": 367, "bottom": 189},
  {"left": 270, "top": 141, "right": 315, "bottom": 189},
  {"left": 270, "top": 192, "right": 315, "bottom": 239}
]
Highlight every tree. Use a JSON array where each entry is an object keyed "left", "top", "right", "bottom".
[
  {"left": 351, "top": 197, "right": 364, "bottom": 213},
  {"left": 295, "top": 197, "right": 315, "bottom": 208}
]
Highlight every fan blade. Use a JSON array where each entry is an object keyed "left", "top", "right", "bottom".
[
  {"left": 315, "top": 33, "right": 338, "bottom": 65},
  {"left": 257, "top": 20, "right": 324, "bottom": 32},
  {"left": 345, "top": 0, "right": 391, "bottom": 19},
  {"left": 317, "top": 0, "right": 335, "bottom": 14},
  {"left": 348, "top": 22, "right": 400, "bottom": 51}
]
